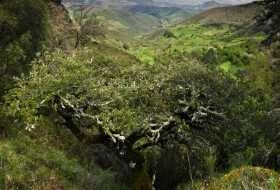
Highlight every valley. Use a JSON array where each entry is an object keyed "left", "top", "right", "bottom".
[
  {"left": 133, "top": 23, "right": 265, "bottom": 64},
  {"left": 65, "top": 0, "right": 268, "bottom": 78},
  {"left": 1, "top": 0, "right": 280, "bottom": 189}
]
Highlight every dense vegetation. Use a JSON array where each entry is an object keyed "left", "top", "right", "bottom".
[
  {"left": 0, "top": 0, "right": 280, "bottom": 190},
  {"left": 0, "top": 0, "right": 49, "bottom": 100}
]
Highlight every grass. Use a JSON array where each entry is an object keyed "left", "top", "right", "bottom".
[
  {"left": 132, "top": 22, "right": 267, "bottom": 73},
  {"left": 208, "top": 166, "right": 280, "bottom": 190},
  {"left": 0, "top": 116, "right": 131, "bottom": 190},
  {"left": 176, "top": 166, "right": 280, "bottom": 190}
]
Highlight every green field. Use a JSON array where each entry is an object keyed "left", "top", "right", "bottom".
[{"left": 133, "top": 23, "right": 267, "bottom": 71}]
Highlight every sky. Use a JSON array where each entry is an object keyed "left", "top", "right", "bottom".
[{"left": 153, "top": 0, "right": 254, "bottom": 5}]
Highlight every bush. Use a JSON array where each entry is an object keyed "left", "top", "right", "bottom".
[
  {"left": 208, "top": 166, "right": 280, "bottom": 190},
  {"left": 163, "top": 30, "right": 176, "bottom": 38},
  {"left": 176, "top": 166, "right": 280, "bottom": 190},
  {"left": 123, "top": 43, "right": 129, "bottom": 50}
]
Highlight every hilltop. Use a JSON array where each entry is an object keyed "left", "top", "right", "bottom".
[{"left": 180, "top": 2, "right": 260, "bottom": 27}]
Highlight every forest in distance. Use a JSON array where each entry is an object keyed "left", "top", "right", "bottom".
[{"left": 0, "top": 0, "right": 280, "bottom": 189}]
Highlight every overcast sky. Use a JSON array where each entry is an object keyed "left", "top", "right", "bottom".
[{"left": 153, "top": 0, "right": 254, "bottom": 5}]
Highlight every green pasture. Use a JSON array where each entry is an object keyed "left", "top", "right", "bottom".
[
  {"left": 220, "top": 61, "right": 246, "bottom": 72},
  {"left": 133, "top": 23, "right": 267, "bottom": 71}
]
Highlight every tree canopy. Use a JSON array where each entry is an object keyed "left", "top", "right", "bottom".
[
  {"left": 0, "top": 0, "right": 49, "bottom": 99},
  {"left": 4, "top": 46, "right": 267, "bottom": 167},
  {"left": 256, "top": 0, "right": 280, "bottom": 43}
]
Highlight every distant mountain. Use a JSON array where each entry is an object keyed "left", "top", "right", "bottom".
[
  {"left": 62, "top": 0, "right": 135, "bottom": 7},
  {"left": 130, "top": 0, "right": 156, "bottom": 6},
  {"left": 196, "top": 1, "right": 231, "bottom": 10},
  {"left": 182, "top": 1, "right": 231, "bottom": 10},
  {"left": 94, "top": 8, "right": 161, "bottom": 35},
  {"left": 62, "top": 0, "right": 231, "bottom": 9},
  {"left": 61, "top": 0, "right": 158, "bottom": 7},
  {"left": 127, "top": 5, "right": 200, "bottom": 25},
  {"left": 63, "top": 0, "right": 201, "bottom": 36}
]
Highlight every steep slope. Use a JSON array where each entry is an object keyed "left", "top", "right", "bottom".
[
  {"left": 94, "top": 8, "right": 161, "bottom": 35},
  {"left": 105, "top": 29, "right": 141, "bottom": 49},
  {"left": 180, "top": 2, "right": 260, "bottom": 27},
  {"left": 144, "top": 2, "right": 261, "bottom": 41},
  {"left": 127, "top": 5, "right": 200, "bottom": 25},
  {"left": 0, "top": 1, "right": 138, "bottom": 189}
]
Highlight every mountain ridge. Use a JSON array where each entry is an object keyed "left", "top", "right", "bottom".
[
  {"left": 61, "top": 0, "right": 233, "bottom": 9},
  {"left": 180, "top": 2, "right": 260, "bottom": 26},
  {"left": 183, "top": 1, "right": 232, "bottom": 10},
  {"left": 144, "top": 2, "right": 261, "bottom": 41}
]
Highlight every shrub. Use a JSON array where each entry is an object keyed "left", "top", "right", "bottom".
[
  {"left": 123, "top": 43, "right": 129, "bottom": 50},
  {"left": 163, "top": 30, "right": 176, "bottom": 38},
  {"left": 208, "top": 166, "right": 280, "bottom": 190}
]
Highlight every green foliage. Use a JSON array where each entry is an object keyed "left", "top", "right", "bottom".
[
  {"left": 4, "top": 45, "right": 143, "bottom": 131},
  {"left": 256, "top": 0, "right": 280, "bottom": 44},
  {"left": 163, "top": 30, "right": 176, "bottom": 38},
  {"left": 0, "top": 119, "right": 130, "bottom": 189},
  {"left": 134, "top": 22, "right": 268, "bottom": 84},
  {"left": 4, "top": 47, "right": 269, "bottom": 179},
  {"left": 204, "top": 155, "right": 217, "bottom": 176},
  {"left": 202, "top": 48, "right": 217, "bottom": 64},
  {"left": 1, "top": 1, "right": 278, "bottom": 188},
  {"left": 70, "top": 5, "right": 105, "bottom": 48},
  {"left": 0, "top": 0, "right": 49, "bottom": 99},
  {"left": 208, "top": 166, "right": 280, "bottom": 190},
  {"left": 123, "top": 43, "right": 130, "bottom": 50}
]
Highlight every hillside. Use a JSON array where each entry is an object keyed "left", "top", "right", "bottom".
[
  {"left": 127, "top": 5, "right": 200, "bottom": 26},
  {"left": 0, "top": 1, "right": 136, "bottom": 189},
  {"left": 104, "top": 29, "right": 141, "bottom": 49},
  {"left": 94, "top": 8, "right": 161, "bottom": 35},
  {"left": 1, "top": 0, "right": 280, "bottom": 190},
  {"left": 145, "top": 2, "right": 261, "bottom": 41},
  {"left": 180, "top": 2, "right": 260, "bottom": 26},
  {"left": 65, "top": 4, "right": 200, "bottom": 36},
  {"left": 133, "top": 2, "right": 270, "bottom": 86}
]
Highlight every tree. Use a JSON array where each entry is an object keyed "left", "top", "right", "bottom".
[
  {"left": 202, "top": 48, "right": 217, "bottom": 64},
  {"left": 70, "top": 4, "right": 105, "bottom": 48},
  {"left": 163, "top": 30, "right": 176, "bottom": 38},
  {"left": 256, "top": 0, "right": 280, "bottom": 43},
  {"left": 4, "top": 46, "right": 267, "bottom": 188},
  {"left": 0, "top": 0, "right": 49, "bottom": 101}
]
